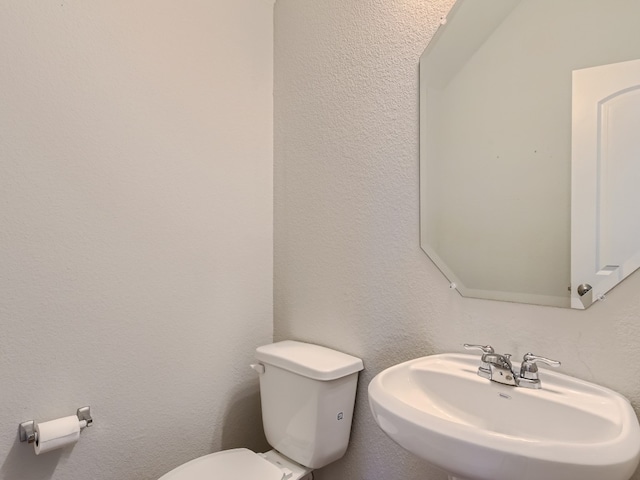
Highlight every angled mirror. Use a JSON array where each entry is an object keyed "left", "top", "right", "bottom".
[{"left": 419, "top": 0, "right": 640, "bottom": 309}]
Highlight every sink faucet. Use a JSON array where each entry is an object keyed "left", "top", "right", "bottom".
[{"left": 463, "top": 344, "right": 560, "bottom": 389}]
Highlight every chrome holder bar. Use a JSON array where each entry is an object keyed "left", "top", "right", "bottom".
[{"left": 19, "top": 406, "right": 93, "bottom": 444}]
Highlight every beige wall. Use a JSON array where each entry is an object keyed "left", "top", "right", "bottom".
[
  {"left": 274, "top": 1, "right": 640, "bottom": 479},
  {"left": 0, "top": 1, "right": 273, "bottom": 479}
]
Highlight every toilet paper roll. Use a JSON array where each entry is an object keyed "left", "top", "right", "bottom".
[{"left": 34, "top": 415, "right": 81, "bottom": 455}]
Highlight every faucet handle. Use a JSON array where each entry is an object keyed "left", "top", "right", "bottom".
[
  {"left": 519, "top": 353, "right": 561, "bottom": 386},
  {"left": 463, "top": 344, "right": 494, "bottom": 380},
  {"left": 521, "top": 352, "right": 561, "bottom": 369},
  {"left": 463, "top": 344, "right": 495, "bottom": 355}
]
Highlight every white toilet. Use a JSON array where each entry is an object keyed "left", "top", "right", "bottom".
[{"left": 158, "top": 340, "right": 364, "bottom": 480}]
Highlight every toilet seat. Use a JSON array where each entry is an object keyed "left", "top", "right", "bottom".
[{"left": 158, "top": 448, "right": 286, "bottom": 480}]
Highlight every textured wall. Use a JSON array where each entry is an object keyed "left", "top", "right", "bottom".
[
  {"left": 0, "top": 1, "right": 272, "bottom": 479},
  {"left": 273, "top": 1, "right": 640, "bottom": 479}
]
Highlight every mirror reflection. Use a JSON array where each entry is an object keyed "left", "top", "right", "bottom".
[{"left": 419, "top": 0, "right": 640, "bottom": 309}]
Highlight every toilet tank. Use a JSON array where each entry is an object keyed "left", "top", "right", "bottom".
[{"left": 254, "top": 341, "right": 364, "bottom": 469}]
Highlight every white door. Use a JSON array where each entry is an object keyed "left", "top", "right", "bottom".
[{"left": 571, "top": 58, "right": 640, "bottom": 308}]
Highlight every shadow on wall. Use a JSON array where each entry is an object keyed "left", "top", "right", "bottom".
[
  {"left": 0, "top": 434, "right": 65, "bottom": 480},
  {"left": 218, "top": 380, "right": 269, "bottom": 453}
]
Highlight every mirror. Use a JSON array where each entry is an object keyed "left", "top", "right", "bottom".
[{"left": 419, "top": 0, "right": 640, "bottom": 309}]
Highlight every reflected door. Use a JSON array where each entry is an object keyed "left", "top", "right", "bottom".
[{"left": 572, "top": 59, "right": 640, "bottom": 308}]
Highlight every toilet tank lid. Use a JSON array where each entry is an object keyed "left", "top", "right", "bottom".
[{"left": 255, "top": 341, "right": 364, "bottom": 381}]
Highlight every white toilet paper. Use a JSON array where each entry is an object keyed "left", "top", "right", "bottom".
[{"left": 34, "top": 415, "right": 81, "bottom": 455}]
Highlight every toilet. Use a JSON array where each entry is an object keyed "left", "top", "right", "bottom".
[{"left": 158, "top": 340, "right": 364, "bottom": 480}]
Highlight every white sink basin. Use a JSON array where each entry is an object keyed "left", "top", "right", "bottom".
[{"left": 368, "top": 353, "right": 640, "bottom": 480}]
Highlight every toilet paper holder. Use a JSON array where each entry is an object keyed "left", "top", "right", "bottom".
[{"left": 19, "top": 406, "right": 93, "bottom": 444}]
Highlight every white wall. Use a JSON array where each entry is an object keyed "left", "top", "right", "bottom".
[
  {"left": 274, "top": 1, "right": 640, "bottom": 479},
  {"left": 0, "top": 2, "right": 273, "bottom": 479}
]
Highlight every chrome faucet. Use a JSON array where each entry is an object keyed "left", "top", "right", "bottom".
[{"left": 463, "top": 344, "right": 560, "bottom": 389}]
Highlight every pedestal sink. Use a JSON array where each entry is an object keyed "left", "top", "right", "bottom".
[{"left": 368, "top": 353, "right": 640, "bottom": 480}]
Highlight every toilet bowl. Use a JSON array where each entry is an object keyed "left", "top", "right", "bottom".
[{"left": 157, "top": 341, "right": 364, "bottom": 480}]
